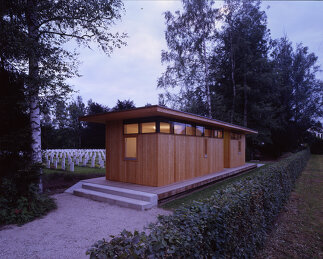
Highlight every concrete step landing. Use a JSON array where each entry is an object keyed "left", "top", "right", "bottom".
[{"left": 67, "top": 181, "right": 158, "bottom": 210}]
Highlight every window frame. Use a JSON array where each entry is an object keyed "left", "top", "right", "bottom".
[
  {"left": 173, "top": 121, "right": 186, "bottom": 135},
  {"left": 124, "top": 135, "right": 138, "bottom": 161},
  {"left": 123, "top": 117, "right": 226, "bottom": 139},
  {"left": 185, "top": 123, "right": 196, "bottom": 136},
  {"left": 159, "top": 121, "right": 172, "bottom": 134},
  {"left": 123, "top": 123, "right": 139, "bottom": 135},
  {"left": 196, "top": 125, "right": 204, "bottom": 137},
  {"left": 204, "top": 128, "right": 212, "bottom": 138},
  {"left": 141, "top": 121, "right": 157, "bottom": 134}
]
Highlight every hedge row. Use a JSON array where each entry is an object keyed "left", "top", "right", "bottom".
[{"left": 87, "top": 149, "right": 310, "bottom": 258}]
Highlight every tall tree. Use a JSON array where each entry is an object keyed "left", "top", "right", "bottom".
[
  {"left": 68, "top": 96, "right": 86, "bottom": 148},
  {"left": 0, "top": 1, "right": 126, "bottom": 170},
  {"left": 158, "top": 0, "right": 220, "bottom": 118},
  {"left": 220, "top": 0, "right": 270, "bottom": 127},
  {"left": 271, "top": 37, "right": 323, "bottom": 150}
]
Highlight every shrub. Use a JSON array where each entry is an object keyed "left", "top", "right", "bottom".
[
  {"left": 0, "top": 174, "right": 57, "bottom": 226},
  {"left": 87, "top": 150, "right": 310, "bottom": 258},
  {"left": 310, "top": 138, "right": 323, "bottom": 154}
]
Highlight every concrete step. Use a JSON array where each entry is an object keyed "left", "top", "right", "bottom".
[
  {"left": 82, "top": 182, "right": 158, "bottom": 204},
  {"left": 73, "top": 188, "right": 154, "bottom": 211}
]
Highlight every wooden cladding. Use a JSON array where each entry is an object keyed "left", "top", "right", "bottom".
[{"left": 107, "top": 120, "right": 246, "bottom": 187}]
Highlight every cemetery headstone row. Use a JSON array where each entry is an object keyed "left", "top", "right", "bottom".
[{"left": 43, "top": 149, "right": 106, "bottom": 172}]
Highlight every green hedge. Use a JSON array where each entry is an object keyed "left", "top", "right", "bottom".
[{"left": 87, "top": 150, "right": 310, "bottom": 258}]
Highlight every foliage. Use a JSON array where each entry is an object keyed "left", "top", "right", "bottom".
[
  {"left": 159, "top": 0, "right": 323, "bottom": 157},
  {"left": 0, "top": 68, "right": 56, "bottom": 226},
  {"left": 270, "top": 37, "right": 323, "bottom": 152},
  {"left": 158, "top": 0, "right": 220, "bottom": 117},
  {"left": 310, "top": 138, "right": 323, "bottom": 154},
  {"left": 0, "top": 0, "right": 126, "bottom": 107},
  {"left": 87, "top": 149, "right": 310, "bottom": 258},
  {"left": 258, "top": 155, "right": 323, "bottom": 258},
  {"left": 41, "top": 97, "right": 136, "bottom": 149},
  {"left": 0, "top": 178, "right": 56, "bottom": 226},
  {"left": 112, "top": 99, "right": 136, "bottom": 111},
  {"left": 1, "top": 0, "right": 127, "bottom": 170},
  {"left": 83, "top": 99, "right": 110, "bottom": 149}
]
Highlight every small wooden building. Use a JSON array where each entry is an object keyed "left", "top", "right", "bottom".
[{"left": 80, "top": 105, "right": 257, "bottom": 187}]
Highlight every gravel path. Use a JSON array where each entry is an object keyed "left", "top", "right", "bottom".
[{"left": 0, "top": 193, "right": 170, "bottom": 259}]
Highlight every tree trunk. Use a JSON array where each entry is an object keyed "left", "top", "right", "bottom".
[
  {"left": 27, "top": 0, "right": 43, "bottom": 192},
  {"left": 243, "top": 62, "right": 248, "bottom": 127},
  {"left": 203, "top": 41, "right": 212, "bottom": 118},
  {"left": 230, "top": 32, "right": 236, "bottom": 124},
  {"left": 30, "top": 96, "right": 42, "bottom": 163}
]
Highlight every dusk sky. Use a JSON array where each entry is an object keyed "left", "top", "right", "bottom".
[{"left": 67, "top": 1, "right": 323, "bottom": 108}]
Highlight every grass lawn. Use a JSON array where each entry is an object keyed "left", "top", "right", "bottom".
[
  {"left": 42, "top": 166, "right": 105, "bottom": 194},
  {"left": 43, "top": 166, "right": 105, "bottom": 175},
  {"left": 257, "top": 155, "right": 323, "bottom": 258},
  {"left": 161, "top": 163, "right": 270, "bottom": 210}
]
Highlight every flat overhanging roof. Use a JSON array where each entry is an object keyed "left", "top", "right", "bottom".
[{"left": 79, "top": 105, "right": 258, "bottom": 134}]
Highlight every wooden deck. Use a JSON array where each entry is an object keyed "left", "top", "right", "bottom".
[{"left": 84, "top": 163, "right": 257, "bottom": 202}]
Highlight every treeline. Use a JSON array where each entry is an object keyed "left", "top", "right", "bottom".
[
  {"left": 41, "top": 98, "right": 135, "bottom": 149},
  {"left": 158, "top": 0, "right": 323, "bottom": 158}
]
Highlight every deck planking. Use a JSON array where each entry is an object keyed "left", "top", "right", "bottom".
[{"left": 84, "top": 163, "right": 257, "bottom": 201}]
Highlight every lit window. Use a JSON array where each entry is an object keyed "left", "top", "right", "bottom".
[
  {"left": 204, "top": 128, "right": 212, "bottom": 137},
  {"left": 214, "top": 130, "right": 218, "bottom": 138},
  {"left": 160, "top": 122, "right": 171, "bottom": 133},
  {"left": 174, "top": 122, "right": 185, "bottom": 135},
  {"left": 125, "top": 137, "right": 137, "bottom": 159},
  {"left": 141, "top": 122, "right": 156, "bottom": 133},
  {"left": 124, "top": 123, "right": 138, "bottom": 134},
  {"left": 186, "top": 123, "right": 195, "bottom": 136},
  {"left": 196, "top": 126, "right": 204, "bottom": 136}
]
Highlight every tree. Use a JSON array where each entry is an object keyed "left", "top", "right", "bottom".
[
  {"left": 112, "top": 99, "right": 136, "bottom": 111},
  {"left": 68, "top": 96, "right": 86, "bottom": 148},
  {"left": 0, "top": 1, "right": 126, "bottom": 170},
  {"left": 270, "top": 37, "right": 323, "bottom": 151},
  {"left": 218, "top": 0, "right": 271, "bottom": 127},
  {"left": 83, "top": 100, "right": 109, "bottom": 148},
  {"left": 158, "top": 0, "right": 220, "bottom": 118}
]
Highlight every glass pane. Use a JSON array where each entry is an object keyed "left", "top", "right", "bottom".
[
  {"left": 214, "top": 130, "right": 218, "bottom": 138},
  {"left": 204, "top": 128, "right": 211, "bottom": 137},
  {"left": 174, "top": 122, "right": 185, "bottom": 135},
  {"left": 196, "top": 126, "right": 204, "bottom": 136},
  {"left": 125, "top": 137, "right": 137, "bottom": 158},
  {"left": 186, "top": 124, "right": 195, "bottom": 136},
  {"left": 160, "top": 122, "right": 171, "bottom": 133},
  {"left": 218, "top": 130, "right": 223, "bottom": 138},
  {"left": 124, "top": 123, "right": 138, "bottom": 134},
  {"left": 141, "top": 122, "right": 156, "bottom": 133}
]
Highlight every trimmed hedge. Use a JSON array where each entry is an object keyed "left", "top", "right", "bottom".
[{"left": 87, "top": 150, "right": 310, "bottom": 258}]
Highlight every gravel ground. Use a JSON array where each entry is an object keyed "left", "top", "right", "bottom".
[{"left": 0, "top": 193, "right": 170, "bottom": 259}]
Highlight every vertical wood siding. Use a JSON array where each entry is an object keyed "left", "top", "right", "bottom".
[{"left": 106, "top": 120, "right": 244, "bottom": 187}]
